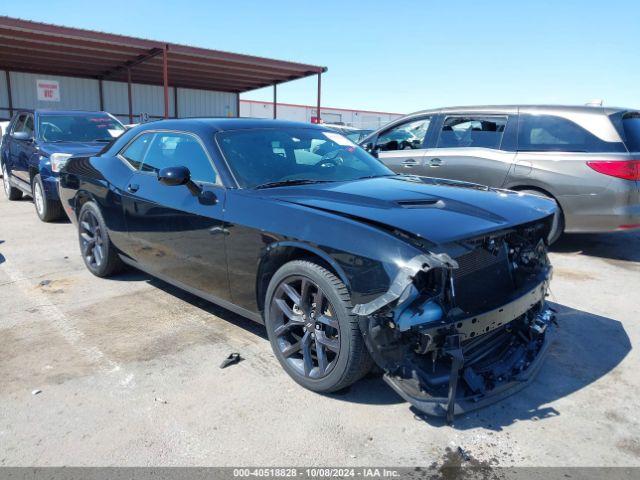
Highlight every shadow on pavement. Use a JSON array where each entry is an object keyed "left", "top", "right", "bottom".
[
  {"left": 108, "top": 270, "right": 269, "bottom": 340},
  {"left": 413, "top": 302, "right": 631, "bottom": 430},
  {"left": 103, "top": 267, "right": 631, "bottom": 418},
  {"left": 552, "top": 231, "right": 640, "bottom": 263}
]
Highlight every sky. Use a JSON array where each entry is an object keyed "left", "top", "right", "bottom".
[{"left": 1, "top": 0, "right": 639, "bottom": 114}]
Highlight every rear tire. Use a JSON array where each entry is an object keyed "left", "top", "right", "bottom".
[
  {"left": 264, "top": 260, "right": 373, "bottom": 393},
  {"left": 78, "top": 201, "right": 123, "bottom": 277},
  {"left": 520, "top": 189, "right": 564, "bottom": 244},
  {"left": 32, "top": 174, "right": 62, "bottom": 222},
  {"left": 2, "top": 163, "right": 22, "bottom": 201}
]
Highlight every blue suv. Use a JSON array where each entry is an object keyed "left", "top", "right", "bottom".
[{"left": 1, "top": 110, "right": 125, "bottom": 221}]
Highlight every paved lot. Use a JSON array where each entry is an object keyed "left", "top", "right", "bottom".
[{"left": 1, "top": 193, "right": 639, "bottom": 467}]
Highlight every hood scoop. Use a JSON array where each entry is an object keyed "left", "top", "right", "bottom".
[{"left": 396, "top": 198, "right": 443, "bottom": 209}]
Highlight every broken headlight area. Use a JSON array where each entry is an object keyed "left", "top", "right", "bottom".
[{"left": 356, "top": 219, "right": 556, "bottom": 423}]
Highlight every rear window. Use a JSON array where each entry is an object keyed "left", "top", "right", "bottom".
[
  {"left": 517, "top": 114, "right": 625, "bottom": 153},
  {"left": 614, "top": 112, "right": 640, "bottom": 152}
]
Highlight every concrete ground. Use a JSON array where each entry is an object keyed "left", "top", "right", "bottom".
[{"left": 0, "top": 192, "right": 639, "bottom": 468}]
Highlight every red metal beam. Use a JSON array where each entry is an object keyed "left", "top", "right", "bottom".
[
  {"left": 98, "top": 78, "right": 104, "bottom": 110},
  {"left": 316, "top": 73, "right": 322, "bottom": 124},
  {"left": 126, "top": 70, "right": 259, "bottom": 89},
  {"left": 162, "top": 45, "right": 169, "bottom": 119},
  {"left": 127, "top": 68, "right": 133, "bottom": 124},
  {"left": 101, "top": 47, "right": 163, "bottom": 80},
  {"left": 5, "top": 70, "right": 13, "bottom": 117},
  {"left": 273, "top": 84, "right": 277, "bottom": 119},
  {"left": 174, "top": 86, "right": 178, "bottom": 118}
]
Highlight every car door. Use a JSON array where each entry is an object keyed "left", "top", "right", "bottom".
[
  {"left": 372, "top": 116, "right": 434, "bottom": 174},
  {"left": 9, "top": 113, "right": 35, "bottom": 183},
  {"left": 120, "top": 130, "right": 230, "bottom": 301},
  {"left": 423, "top": 114, "right": 516, "bottom": 187}
]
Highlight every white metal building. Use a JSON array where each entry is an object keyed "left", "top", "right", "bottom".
[
  {"left": 240, "top": 100, "right": 403, "bottom": 130},
  {"left": 0, "top": 70, "right": 237, "bottom": 123}
]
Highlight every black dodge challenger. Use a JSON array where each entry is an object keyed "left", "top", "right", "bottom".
[{"left": 59, "top": 118, "right": 557, "bottom": 421}]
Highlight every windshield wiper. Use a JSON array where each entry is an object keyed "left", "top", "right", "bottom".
[
  {"left": 91, "top": 139, "right": 112, "bottom": 143},
  {"left": 354, "top": 174, "right": 398, "bottom": 181},
  {"left": 254, "top": 179, "right": 334, "bottom": 190}
]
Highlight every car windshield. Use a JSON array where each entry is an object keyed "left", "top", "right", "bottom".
[
  {"left": 38, "top": 114, "right": 125, "bottom": 142},
  {"left": 216, "top": 127, "right": 394, "bottom": 188}
]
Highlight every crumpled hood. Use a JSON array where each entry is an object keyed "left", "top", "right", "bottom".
[
  {"left": 257, "top": 176, "right": 557, "bottom": 245},
  {"left": 38, "top": 141, "right": 108, "bottom": 157}
]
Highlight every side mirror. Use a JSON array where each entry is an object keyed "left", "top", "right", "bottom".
[
  {"left": 157, "top": 165, "right": 205, "bottom": 197},
  {"left": 12, "top": 131, "right": 32, "bottom": 141},
  {"left": 158, "top": 165, "right": 190, "bottom": 186}
]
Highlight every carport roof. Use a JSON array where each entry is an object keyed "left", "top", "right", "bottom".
[{"left": 0, "top": 16, "right": 327, "bottom": 93}]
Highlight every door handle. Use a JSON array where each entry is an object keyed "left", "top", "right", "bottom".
[
  {"left": 429, "top": 158, "right": 443, "bottom": 167},
  {"left": 402, "top": 158, "right": 419, "bottom": 168},
  {"left": 127, "top": 183, "right": 139, "bottom": 193}
]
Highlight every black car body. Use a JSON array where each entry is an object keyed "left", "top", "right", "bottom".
[{"left": 58, "top": 118, "right": 557, "bottom": 421}]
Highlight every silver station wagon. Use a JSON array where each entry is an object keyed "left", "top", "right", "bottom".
[{"left": 362, "top": 105, "right": 640, "bottom": 242}]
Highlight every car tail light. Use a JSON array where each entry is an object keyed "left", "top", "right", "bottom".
[
  {"left": 586, "top": 160, "right": 640, "bottom": 181},
  {"left": 618, "top": 224, "right": 640, "bottom": 230}
]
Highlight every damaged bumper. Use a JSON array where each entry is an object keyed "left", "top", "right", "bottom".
[
  {"left": 383, "top": 287, "right": 555, "bottom": 421},
  {"left": 355, "top": 219, "right": 557, "bottom": 422},
  {"left": 359, "top": 261, "right": 555, "bottom": 423},
  {"left": 384, "top": 321, "right": 554, "bottom": 419}
]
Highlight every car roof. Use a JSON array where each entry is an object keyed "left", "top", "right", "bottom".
[
  {"left": 16, "top": 109, "right": 114, "bottom": 116},
  {"left": 138, "top": 117, "right": 330, "bottom": 132},
  {"left": 404, "top": 104, "right": 630, "bottom": 117}
]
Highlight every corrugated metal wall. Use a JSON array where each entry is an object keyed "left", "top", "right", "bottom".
[
  {"left": 240, "top": 100, "right": 403, "bottom": 129},
  {"left": 0, "top": 70, "right": 237, "bottom": 122},
  {"left": 8, "top": 71, "right": 100, "bottom": 111},
  {"left": 177, "top": 87, "right": 237, "bottom": 118},
  {"left": 0, "top": 73, "right": 8, "bottom": 119}
]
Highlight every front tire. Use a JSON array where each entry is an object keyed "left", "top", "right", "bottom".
[
  {"left": 2, "top": 163, "right": 22, "bottom": 200},
  {"left": 78, "top": 201, "right": 123, "bottom": 277},
  {"left": 32, "top": 174, "right": 62, "bottom": 222},
  {"left": 264, "top": 260, "right": 373, "bottom": 393}
]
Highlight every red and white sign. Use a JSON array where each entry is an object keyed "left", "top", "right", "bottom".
[{"left": 37, "top": 79, "right": 60, "bottom": 102}]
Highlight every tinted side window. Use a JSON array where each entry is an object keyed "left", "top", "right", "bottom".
[
  {"left": 376, "top": 117, "right": 431, "bottom": 151},
  {"left": 121, "top": 133, "right": 153, "bottom": 169},
  {"left": 140, "top": 132, "right": 217, "bottom": 184},
  {"left": 518, "top": 114, "right": 625, "bottom": 153},
  {"left": 617, "top": 112, "right": 640, "bottom": 152},
  {"left": 437, "top": 116, "right": 507, "bottom": 149},
  {"left": 24, "top": 115, "right": 34, "bottom": 138}
]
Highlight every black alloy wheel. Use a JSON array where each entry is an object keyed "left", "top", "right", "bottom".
[
  {"left": 271, "top": 275, "right": 341, "bottom": 379},
  {"left": 80, "top": 208, "right": 105, "bottom": 270},
  {"left": 265, "top": 260, "right": 373, "bottom": 393},
  {"left": 77, "top": 202, "right": 123, "bottom": 277}
]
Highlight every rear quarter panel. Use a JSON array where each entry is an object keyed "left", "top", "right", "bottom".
[
  {"left": 504, "top": 151, "right": 637, "bottom": 231},
  {"left": 59, "top": 155, "right": 133, "bottom": 250}
]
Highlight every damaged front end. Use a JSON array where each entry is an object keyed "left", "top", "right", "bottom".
[{"left": 353, "top": 219, "right": 556, "bottom": 423}]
